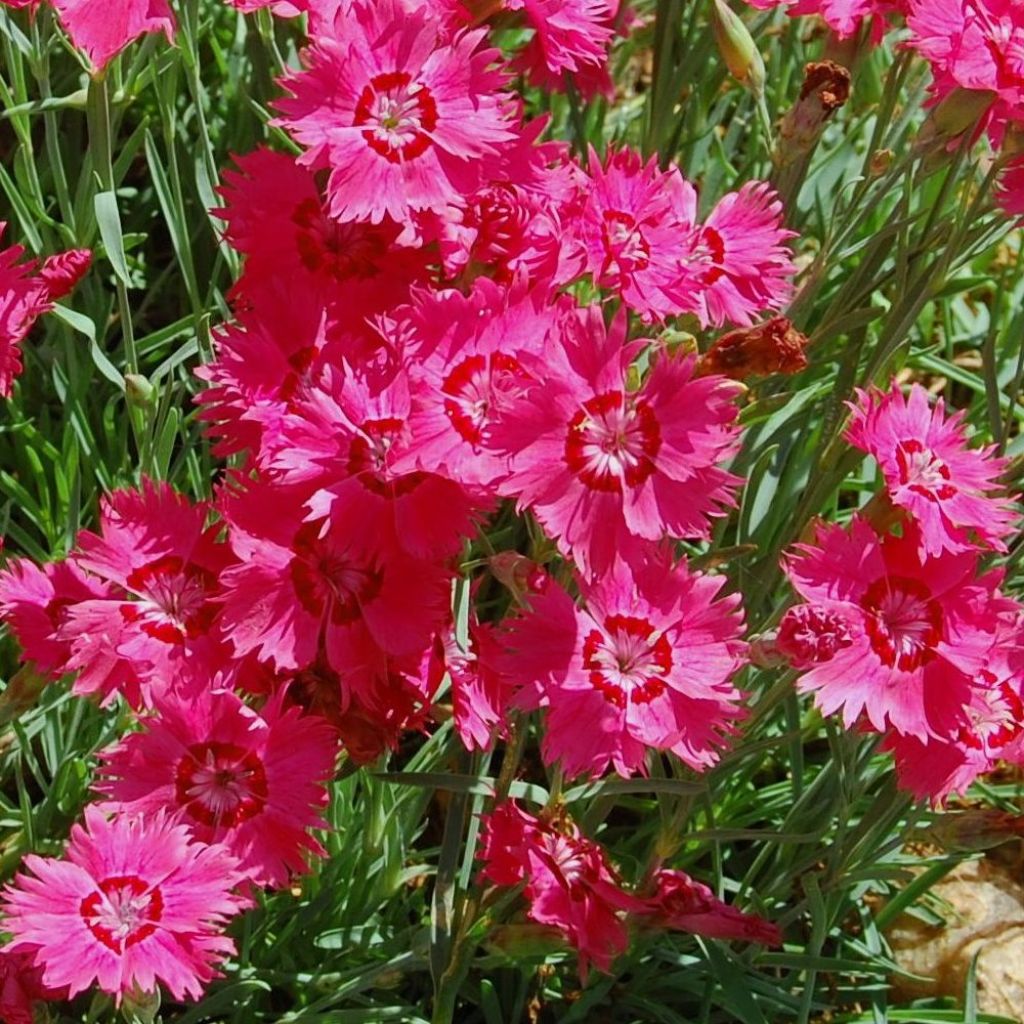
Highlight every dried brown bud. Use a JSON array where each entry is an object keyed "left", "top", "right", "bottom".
[
  {"left": 777, "top": 60, "right": 851, "bottom": 159},
  {"left": 697, "top": 317, "right": 809, "bottom": 380}
]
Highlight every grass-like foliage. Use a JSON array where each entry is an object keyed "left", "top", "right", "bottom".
[{"left": 0, "top": 1, "right": 1022, "bottom": 1022}]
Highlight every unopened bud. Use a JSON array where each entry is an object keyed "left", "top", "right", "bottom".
[
  {"left": 921, "top": 87, "right": 996, "bottom": 146},
  {"left": 0, "top": 664, "right": 47, "bottom": 726},
  {"left": 489, "top": 552, "right": 547, "bottom": 597},
  {"left": 710, "top": 0, "right": 766, "bottom": 96},
  {"left": 124, "top": 373, "right": 155, "bottom": 409},
  {"left": 39, "top": 248, "right": 92, "bottom": 301},
  {"left": 661, "top": 329, "right": 699, "bottom": 358},
  {"left": 869, "top": 148, "right": 894, "bottom": 176},
  {"left": 697, "top": 317, "right": 810, "bottom": 380}
]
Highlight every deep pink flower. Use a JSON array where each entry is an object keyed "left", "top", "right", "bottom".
[
  {"left": 217, "top": 481, "right": 450, "bottom": 681},
  {"left": 577, "top": 148, "right": 703, "bottom": 323},
  {"left": 636, "top": 869, "right": 781, "bottom": 945},
  {"left": 271, "top": 362, "right": 488, "bottom": 560},
  {"left": 479, "top": 802, "right": 643, "bottom": 976},
  {"left": 97, "top": 689, "right": 337, "bottom": 888},
  {"left": 746, "top": 0, "right": 905, "bottom": 40},
  {"left": 51, "top": 0, "right": 176, "bottom": 71},
  {"left": 780, "top": 517, "right": 1009, "bottom": 739},
  {"left": 691, "top": 182, "right": 796, "bottom": 328},
  {"left": 502, "top": 550, "right": 748, "bottom": 778},
  {"left": 59, "top": 480, "right": 232, "bottom": 707},
  {"left": 846, "top": 382, "right": 1017, "bottom": 556},
  {"left": 0, "top": 224, "right": 90, "bottom": 398},
  {"left": 0, "top": 950, "right": 66, "bottom": 1024},
  {"left": 493, "top": 306, "right": 742, "bottom": 576},
  {"left": 274, "top": 0, "right": 517, "bottom": 224},
  {"left": 1, "top": 808, "right": 247, "bottom": 1002},
  {"left": 0, "top": 557, "right": 112, "bottom": 679},
  {"left": 398, "top": 279, "right": 557, "bottom": 488}
]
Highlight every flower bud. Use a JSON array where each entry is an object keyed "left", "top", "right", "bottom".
[
  {"left": 124, "top": 373, "right": 155, "bottom": 409},
  {"left": 776, "top": 60, "right": 851, "bottom": 164},
  {"left": 38, "top": 248, "right": 92, "bottom": 301},
  {"left": 920, "top": 87, "right": 996, "bottom": 147},
  {"left": 710, "top": 0, "right": 766, "bottom": 96}
]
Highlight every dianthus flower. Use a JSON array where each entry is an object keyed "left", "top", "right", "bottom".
[
  {"left": 0, "top": 950, "right": 66, "bottom": 1024},
  {"left": 1, "top": 808, "right": 247, "bottom": 1002},
  {"left": 274, "top": 0, "right": 517, "bottom": 224},
  {"left": 493, "top": 306, "right": 742, "bottom": 576},
  {"left": 479, "top": 802, "right": 643, "bottom": 976},
  {"left": 0, "top": 223, "right": 91, "bottom": 397},
  {"left": 507, "top": 0, "right": 617, "bottom": 99},
  {"left": 636, "top": 869, "right": 782, "bottom": 945},
  {"left": 57, "top": 480, "right": 232, "bottom": 707},
  {"left": 502, "top": 550, "right": 748, "bottom": 778},
  {"left": 217, "top": 480, "right": 450, "bottom": 681},
  {"left": 746, "top": 0, "right": 905, "bottom": 40},
  {"left": 51, "top": 0, "right": 175, "bottom": 71},
  {"left": 398, "top": 279, "right": 557, "bottom": 488},
  {"left": 883, "top": 627, "right": 1024, "bottom": 802},
  {"left": 846, "top": 382, "right": 1017, "bottom": 556},
  {"left": 780, "top": 517, "right": 1010, "bottom": 739},
  {"left": 690, "top": 182, "right": 796, "bottom": 328},
  {"left": 576, "top": 148, "right": 703, "bottom": 323},
  {"left": 97, "top": 689, "right": 338, "bottom": 888},
  {"left": 271, "top": 361, "right": 488, "bottom": 560}
]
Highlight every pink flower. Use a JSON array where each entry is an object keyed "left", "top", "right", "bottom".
[
  {"left": 59, "top": 480, "right": 232, "bottom": 707},
  {"left": 493, "top": 306, "right": 742, "bottom": 576},
  {"left": 746, "top": 0, "right": 905, "bottom": 40},
  {"left": 637, "top": 869, "right": 781, "bottom": 945},
  {"left": 399, "top": 279, "right": 557, "bottom": 488},
  {"left": 479, "top": 802, "right": 643, "bottom": 976},
  {"left": 0, "top": 223, "right": 90, "bottom": 398},
  {"left": 507, "top": 0, "right": 617, "bottom": 99},
  {"left": 1, "top": 808, "right": 247, "bottom": 1002},
  {"left": 502, "top": 551, "right": 747, "bottom": 778},
  {"left": 274, "top": 0, "right": 517, "bottom": 224},
  {"left": 51, "top": 0, "right": 176, "bottom": 71},
  {"left": 0, "top": 950, "right": 67, "bottom": 1024},
  {"left": 96, "top": 689, "right": 337, "bottom": 888},
  {"left": 846, "top": 382, "right": 1018, "bottom": 556},
  {"left": 780, "top": 517, "right": 1009, "bottom": 739},
  {"left": 691, "top": 182, "right": 796, "bottom": 328},
  {"left": 0, "top": 557, "right": 112, "bottom": 679},
  {"left": 577, "top": 148, "right": 703, "bottom": 323},
  {"left": 217, "top": 480, "right": 450, "bottom": 681}
]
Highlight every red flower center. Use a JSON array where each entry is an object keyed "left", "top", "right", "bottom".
[
  {"left": 80, "top": 875, "right": 164, "bottom": 954},
  {"left": 861, "top": 575, "right": 943, "bottom": 671},
  {"left": 175, "top": 741, "right": 270, "bottom": 827},
  {"left": 347, "top": 417, "right": 425, "bottom": 496},
  {"left": 121, "top": 554, "right": 216, "bottom": 643},
  {"left": 565, "top": 391, "right": 661, "bottom": 493},
  {"left": 442, "top": 352, "right": 531, "bottom": 446},
  {"left": 353, "top": 71, "right": 438, "bottom": 164},
  {"left": 582, "top": 614, "right": 673, "bottom": 708},
  {"left": 601, "top": 210, "right": 650, "bottom": 274},
  {"left": 292, "top": 197, "right": 389, "bottom": 279},
  {"left": 895, "top": 438, "right": 956, "bottom": 501},
  {"left": 698, "top": 226, "right": 727, "bottom": 284},
  {"left": 290, "top": 525, "right": 383, "bottom": 623}
]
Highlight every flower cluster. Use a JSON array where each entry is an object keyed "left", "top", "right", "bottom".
[
  {"left": 0, "top": 0, "right": 803, "bottom": 1004},
  {"left": 777, "top": 383, "right": 1024, "bottom": 802}
]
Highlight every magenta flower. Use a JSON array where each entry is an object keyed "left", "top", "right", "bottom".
[
  {"left": 636, "top": 869, "right": 781, "bottom": 945},
  {"left": 0, "top": 222, "right": 91, "bottom": 397},
  {"left": 502, "top": 550, "right": 747, "bottom": 778},
  {"left": 780, "top": 517, "right": 1010, "bottom": 739},
  {"left": 691, "top": 182, "right": 796, "bottom": 328},
  {"left": 51, "top": 0, "right": 175, "bottom": 71},
  {"left": 274, "top": 0, "right": 517, "bottom": 224},
  {"left": 746, "top": 0, "right": 903, "bottom": 40},
  {"left": 97, "top": 690, "right": 338, "bottom": 888},
  {"left": 577, "top": 148, "right": 703, "bottom": 322},
  {"left": 400, "top": 279, "right": 557, "bottom": 488},
  {"left": 479, "top": 802, "right": 643, "bottom": 976},
  {"left": 846, "top": 382, "right": 1018, "bottom": 556},
  {"left": 1, "top": 808, "right": 247, "bottom": 1002},
  {"left": 493, "top": 306, "right": 742, "bottom": 576},
  {"left": 57, "top": 480, "right": 232, "bottom": 707}
]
